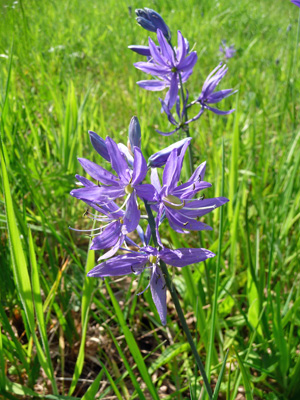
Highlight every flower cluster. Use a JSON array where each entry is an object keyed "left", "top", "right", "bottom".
[
  {"left": 71, "top": 8, "right": 233, "bottom": 326},
  {"left": 129, "top": 9, "right": 236, "bottom": 135},
  {"left": 71, "top": 117, "right": 228, "bottom": 325}
]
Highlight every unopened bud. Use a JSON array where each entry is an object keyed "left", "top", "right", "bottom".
[
  {"left": 89, "top": 131, "right": 110, "bottom": 162},
  {"left": 135, "top": 8, "right": 171, "bottom": 41},
  {"left": 128, "top": 116, "right": 141, "bottom": 151}
]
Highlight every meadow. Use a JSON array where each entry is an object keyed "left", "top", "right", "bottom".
[{"left": 1, "top": 0, "right": 300, "bottom": 398}]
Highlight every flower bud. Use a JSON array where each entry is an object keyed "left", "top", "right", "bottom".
[
  {"left": 135, "top": 8, "right": 171, "bottom": 41},
  {"left": 128, "top": 116, "right": 141, "bottom": 151},
  {"left": 88, "top": 131, "right": 110, "bottom": 162}
]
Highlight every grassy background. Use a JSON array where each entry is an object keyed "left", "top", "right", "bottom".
[{"left": 1, "top": 0, "right": 300, "bottom": 398}]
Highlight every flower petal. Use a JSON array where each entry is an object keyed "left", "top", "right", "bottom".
[
  {"left": 150, "top": 265, "right": 167, "bottom": 325},
  {"left": 78, "top": 158, "right": 119, "bottom": 186},
  {"left": 137, "top": 79, "right": 167, "bottom": 91},
  {"left": 135, "top": 183, "right": 157, "bottom": 202},
  {"left": 148, "top": 137, "right": 191, "bottom": 168},
  {"left": 132, "top": 147, "right": 147, "bottom": 185},
  {"left": 163, "top": 149, "right": 178, "bottom": 192},
  {"left": 87, "top": 253, "right": 148, "bottom": 277},
  {"left": 106, "top": 137, "right": 131, "bottom": 184},
  {"left": 176, "top": 31, "right": 187, "bottom": 65},
  {"left": 122, "top": 193, "right": 140, "bottom": 233},
  {"left": 160, "top": 247, "right": 215, "bottom": 267},
  {"left": 89, "top": 131, "right": 110, "bottom": 162},
  {"left": 178, "top": 51, "right": 198, "bottom": 72},
  {"left": 70, "top": 186, "right": 125, "bottom": 202},
  {"left": 90, "top": 221, "right": 122, "bottom": 250},
  {"left": 134, "top": 61, "right": 170, "bottom": 76},
  {"left": 156, "top": 29, "right": 174, "bottom": 64}
]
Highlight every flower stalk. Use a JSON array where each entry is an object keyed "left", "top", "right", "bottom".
[{"left": 144, "top": 200, "right": 213, "bottom": 399}]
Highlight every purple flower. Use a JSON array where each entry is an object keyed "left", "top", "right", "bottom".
[
  {"left": 219, "top": 40, "right": 236, "bottom": 59},
  {"left": 70, "top": 138, "right": 157, "bottom": 241},
  {"left": 291, "top": 0, "right": 300, "bottom": 6},
  {"left": 151, "top": 144, "right": 229, "bottom": 239},
  {"left": 87, "top": 244, "right": 215, "bottom": 325},
  {"left": 135, "top": 8, "right": 171, "bottom": 40},
  {"left": 156, "top": 93, "right": 204, "bottom": 135},
  {"left": 193, "top": 63, "right": 236, "bottom": 115},
  {"left": 134, "top": 29, "right": 197, "bottom": 109},
  {"left": 70, "top": 177, "right": 130, "bottom": 258}
]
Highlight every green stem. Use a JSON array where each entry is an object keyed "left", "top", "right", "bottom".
[{"left": 144, "top": 200, "right": 213, "bottom": 399}]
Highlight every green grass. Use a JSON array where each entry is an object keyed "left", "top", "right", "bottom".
[{"left": 1, "top": 0, "right": 300, "bottom": 398}]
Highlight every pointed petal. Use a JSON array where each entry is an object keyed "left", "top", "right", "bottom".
[
  {"left": 163, "top": 149, "right": 178, "bottom": 191},
  {"left": 160, "top": 247, "right": 215, "bottom": 267},
  {"left": 176, "top": 31, "right": 187, "bottom": 65},
  {"left": 150, "top": 266, "right": 167, "bottom": 325},
  {"left": 204, "top": 105, "right": 235, "bottom": 115},
  {"left": 150, "top": 168, "right": 162, "bottom": 192},
  {"left": 132, "top": 147, "right": 147, "bottom": 185},
  {"left": 78, "top": 158, "right": 119, "bottom": 186},
  {"left": 148, "top": 37, "right": 168, "bottom": 66},
  {"left": 148, "top": 137, "right": 192, "bottom": 168},
  {"left": 87, "top": 253, "right": 148, "bottom": 277},
  {"left": 135, "top": 183, "right": 157, "bottom": 201},
  {"left": 89, "top": 131, "right": 110, "bottom": 162},
  {"left": 137, "top": 79, "right": 166, "bottom": 91},
  {"left": 70, "top": 186, "right": 125, "bottom": 202},
  {"left": 165, "top": 208, "right": 213, "bottom": 232},
  {"left": 156, "top": 29, "right": 174, "bottom": 63},
  {"left": 122, "top": 193, "right": 140, "bottom": 233},
  {"left": 178, "top": 51, "right": 198, "bottom": 72},
  {"left": 90, "top": 221, "right": 122, "bottom": 250},
  {"left": 134, "top": 61, "right": 170, "bottom": 76},
  {"left": 106, "top": 137, "right": 131, "bottom": 183},
  {"left": 75, "top": 174, "right": 96, "bottom": 187},
  {"left": 167, "top": 74, "right": 179, "bottom": 109},
  {"left": 187, "top": 161, "right": 207, "bottom": 182},
  {"left": 128, "top": 45, "right": 151, "bottom": 57},
  {"left": 99, "top": 234, "right": 126, "bottom": 260}
]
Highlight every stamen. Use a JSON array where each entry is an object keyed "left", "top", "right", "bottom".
[
  {"left": 110, "top": 195, "right": 131, "bottom": 214},
  {"left": 183, "top": 205, "right": 216, "bottom": 211}
]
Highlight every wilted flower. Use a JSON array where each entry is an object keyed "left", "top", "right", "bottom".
[
  {"left": 157, "top": 93, "right": 204, "bottom": 135},
  {"left": 219, "top": 40, "right": 236, "bottom": 59},
  {"left": 134, "top": 29, "right": 197, "bottom": 110},
  {"left": 192, "top": 63, "right": 236, "bottom": 115},
  {"left": 135, "top": 8, "right": 171, "bottom": 40}
]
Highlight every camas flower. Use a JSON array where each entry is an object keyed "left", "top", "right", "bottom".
[
  {"left": 70, "top": 175, "right": 135, "bottom": 259},
  {"left": 87, "top": 242, "right": 215, "bottom": 325},
  {"left": 134, "top": 29, "right": 197, "bottom": 110},
  {"left": 219, "top": 40, "right": 236, "bottom": 59},
  {"left": 151, "top": 144, "right": 229, "bottom": 239},
  {"left": 192, "top": 63, "right": 236, "bottom": 115}
]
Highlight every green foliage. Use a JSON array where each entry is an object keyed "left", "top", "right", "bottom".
[{"left": 1, "top": 0, "right": 300, "bottom": 398}]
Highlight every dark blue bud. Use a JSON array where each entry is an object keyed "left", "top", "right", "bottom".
[
  {"left": 128, "top": 116, "right": 141, "bottom": 150},
  {"left": 136, "top": 16, "right": 156, "bottom": 33},
  {"left": 145, "top": 8, "right": 171, "bottom": 40},
  {"left": 89, "top": 131, "right": 110, "bottom": 162},
  {"left": 135, "top": 8, "right": 171, "bottom": 41}
]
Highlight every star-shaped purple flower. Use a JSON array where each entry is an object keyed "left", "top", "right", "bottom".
[
  {"left": 219, "top": 40, "right": 236, "bottom": 59},
  {"left": 134, "top": 29, "right": 197, "bottom": 109},
  {"left": 87, "top": 243, "right": 215, "bottom": 325},
  {"left": 193, "top": 63, "right": 236, "bottom": 115},
  {"left": 151, "top": 144, "right": 229, "bottom": 239}
]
